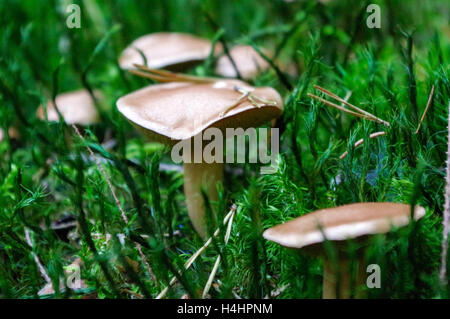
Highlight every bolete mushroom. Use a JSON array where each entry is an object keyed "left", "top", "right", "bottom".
[
  {"left": 263, "top": 202, "right": 425, "bottom": 298},
  {"left": 117, "top": 79, "right": 282, "bottom": 237},
  {"left": 215, "top": 45, "right": 270, "bottom": 80},
  {"left": 37, "top": 89, "right": 100, "bottom": 125},
  {"left": 119, "top": 32, "right": 220, "bottom": 71}
]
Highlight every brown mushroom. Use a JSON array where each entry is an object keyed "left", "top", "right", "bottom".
[
  {"left": 117, "top": 79, "right": 282, "bottom": 237},
  {"left": 263, "top": 202, "right": 425, "bottom": 298},
  {"left": 215, "top": 45, "right": 270, "bottom": 80},
  {"left": 0, "top": 127, "right": 20, "bottom": 142},
  {"left": 37, "top": 89, "right": 100, "bottom": 125},
  {"left": 119, "top": 32, "right": 220, "bottom": 72}
]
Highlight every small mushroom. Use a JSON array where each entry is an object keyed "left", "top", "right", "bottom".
[
  {"left": 0, "top": 127, "right": 20, "bottom": 142},
  {"left": 117, "top": 79, "right": 282, "bottom": 237},
  {"left": 215, "top": 45, "right": 270, "bottom": 80},
  {"left": 37, "top": 89, "right": 100, "bottom": 125},
  {"left": 263, "top": 202, "right": 425, "bottom": 298},
  {"left": 119, "top": 32, "right": 220, "bottom": 71}
]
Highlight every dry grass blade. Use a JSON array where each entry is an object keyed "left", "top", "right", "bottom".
[
  {"left": 202, "top": 206, "right": 236, "bottom": 298},
  {"left": 202, "top": 255, "right": 221, "bottom": 299},
  {"left": 333, "top": 90, "right": 352, "bottom": 119},
  {"left": 221, "top": 86, "right": 279, "bottom": 117},
  {"left": 339, "top": 90, "right": 352, "bottom": 109},
  {"left": 184, "top": 207, "right": 234, "bottom": 268},
  {"left": 224, "top": 208, "right": 235, "bottom": 243},
  {"left": 156, "top": 204, "right": 237, "bottom": 299},
  {"left": 312, "top": 85, "right": 390, "bottom": 127},
  {"left": 248, "top": 93, "right": 278, "bottom": 107},
  {"left": 131, "top": 64, "right": 217, "bottom": 83},
  {"left": 220, "top": 91, "right": 250, "bottom": 117},
  {"left": 25, "top": 228, "right": 51, "bottom": 284},
  {"left": 133, "top": 65, "right": 178, "bottom": 77},
  {"left": 339, "top": 131, "right": 387, "bottom": 159},
  {"left": 128, "top": 69, "right": 181, "bottom": 83},
  {"left": 415, "top": 85, "right": 435, "bottom": 134}
]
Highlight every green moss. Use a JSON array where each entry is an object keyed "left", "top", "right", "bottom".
[{"left": 0, "top": 0, "right": 449, "bottom": 299}]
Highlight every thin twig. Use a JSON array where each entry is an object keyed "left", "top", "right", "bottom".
[
  {"left": 339, "top": 131, "right": 387, "bottom": 159},
  {"left": 415, "top": 85, "right": 435, "bottom": 134},
  {"left": 71, "top": 125, "right": 156, "bottom": 283},
  {"left": 315, "top": 85, "right": 380, "bottom": 121},
  {"left": 156, "top": 204, "right": 237, "bottom": 299},
  {"left": 25, "top": 228, "right": 51, "bottom": 283}
]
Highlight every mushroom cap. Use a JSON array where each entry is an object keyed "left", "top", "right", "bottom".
[
  {"left": 116, "top": 79, "right": 283, "bottom": 145},
  {"left": 0, "top": 127, "right": 20, "bottom": 141},
  {"left": 37, "top": 90, "right": 100, "bottom": 125},
  {"left": 263, "top": 202, "right": 426, "bottom": 250},
  {"left": 119, "top": 32, "right": 218, "bottom": 71},
  {"left": 215, "top": 45, "right": 270, "bottom": 79}
]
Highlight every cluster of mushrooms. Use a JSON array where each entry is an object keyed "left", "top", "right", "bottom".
[
  {"left": 35, "top": 31, "right": 427, "bottom": 299},
  {"left": 117, "top": 32, "right": 279, "bottom": 237},
  {"left": 37, "top": 32, "right": 278, "bottom": 239}
]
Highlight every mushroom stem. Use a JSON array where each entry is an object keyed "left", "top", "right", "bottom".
[
  {"left": 322, "top": 256, "right": 366, "bottom": 299},
  {"left": 183, "top": 162, "right": 224, "bottom": 238}
]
